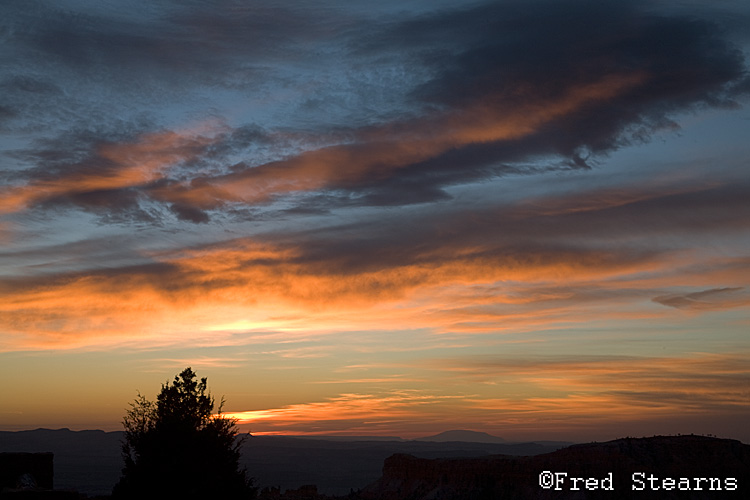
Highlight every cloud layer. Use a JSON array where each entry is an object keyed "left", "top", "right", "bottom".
[{"left": 2, "top": 0, "right": 748, "bottom": 223}]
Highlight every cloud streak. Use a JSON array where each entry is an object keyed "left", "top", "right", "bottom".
[
  {"left": 653, "top": 287, "right": 748, "bottom": 310},
  {"left": 224, "top": 391, "right": 467, "bottom": 436}
]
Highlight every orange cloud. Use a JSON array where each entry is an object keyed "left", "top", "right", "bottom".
[
  {"left": 223, "top": 391, "right": 466, "bottom": 436},
  {"left": 2, "top": 165, "right": 747, "bottom": 352},
  {"left": 215, "top": 353, "right": 749, "bottom": 438},
  {"left": 155, "top": 72, "right": 647, "bottom": 207},
  {"left": 0, "top": 128, "right": 217, "bottom": 214},
  {"left": 425, "top": 72, "right": 647, "bottom": 146},
  {"left": 0, "top": 70, "right": 652, "bottom": 219},
  {"left": 435, "top": 352, "right": 750, "bottom": 415},
  {"left": 1, "top": 228, "right": 744, "bottom": 352}
]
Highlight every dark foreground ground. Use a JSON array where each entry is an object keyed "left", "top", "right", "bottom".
[
  {"left": 2, "top": 432, "right": 748, "bottom": 499},
  {"left": 0, "top": 429, "right": 567, "bottom": 497}
]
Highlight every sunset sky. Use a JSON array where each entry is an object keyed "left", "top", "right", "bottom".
[{"left": 1, "top": 0, "right": 749, "bottom": 443}]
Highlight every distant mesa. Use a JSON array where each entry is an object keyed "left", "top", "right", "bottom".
[
  {"left": 359, "top": 435, "right": 750, "bottom": 500},
  {"left": 413, "top": 430, "right": 506, "bottom": 443}
]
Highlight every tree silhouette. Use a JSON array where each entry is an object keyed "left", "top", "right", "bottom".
[{"left": 112, "top": 367, "right": 256, "bottom": 499}]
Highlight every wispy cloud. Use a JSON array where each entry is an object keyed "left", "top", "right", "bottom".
[
  {"left": 224, "top": 391, "right": 468, "bottom": 435},
  {"left": 653, "top": 287, "right": 748, "bottom": 310},
  {"left": 216, "top": 352, "right": 750, "bottom": 438}
]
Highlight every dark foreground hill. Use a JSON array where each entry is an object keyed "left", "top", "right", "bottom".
[{"left": 356, "top": 435, "right": 750, "bottom": 500}]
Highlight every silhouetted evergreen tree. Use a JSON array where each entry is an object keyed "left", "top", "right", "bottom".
[{"left": 113, "top": 367, "right": 256, "bottom": 499}]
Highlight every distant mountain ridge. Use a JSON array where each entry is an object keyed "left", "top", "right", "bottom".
[{"left": 413, "top": 430, "right": 506, "bottom": 443}]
